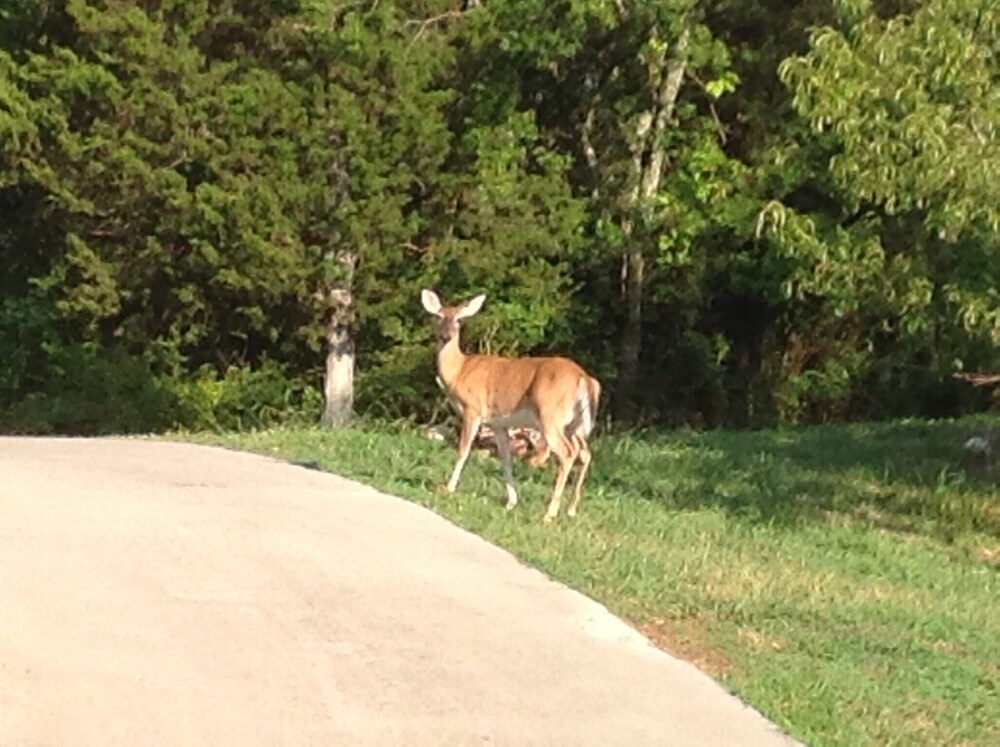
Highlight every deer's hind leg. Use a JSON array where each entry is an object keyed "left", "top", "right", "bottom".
[
  {"left": 541, "top": 429, "right": 580, "bottom": 524},
  {"left": 566, "top": 436, "right": 592, "bottom": 518}
]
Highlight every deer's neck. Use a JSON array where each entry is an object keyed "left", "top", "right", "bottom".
[{"left": 436, "top": 334, "right": 466, "bottom": 391}]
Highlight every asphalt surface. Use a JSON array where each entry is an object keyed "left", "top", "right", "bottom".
[{"left": 1, "top": 437, "right": 797, "bottom": 746}]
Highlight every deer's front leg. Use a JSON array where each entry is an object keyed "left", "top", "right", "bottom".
[{"left": 446, "top": 412, "right": 481, "bottom": 493}]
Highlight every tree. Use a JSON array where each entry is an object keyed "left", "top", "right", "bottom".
[
  {"left": 312, "top": 1, "right": 587, "bottom": 420},
  {"left": 762, "top": 0, "right": 1000, "bottom": 416},
  {"left": 487, "top": 0, "right": 742, "bottom": 422},
  {"left": 0, "top": 1, "right": 344, "bottom": 429}
]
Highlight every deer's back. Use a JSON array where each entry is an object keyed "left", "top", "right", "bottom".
[{"left": 452, "top": 354, "right": 591, "bottom": 419}]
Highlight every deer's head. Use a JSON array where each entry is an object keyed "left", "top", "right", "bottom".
[{"left": 421, "top": 289, "right": 486, "bottom": 347}]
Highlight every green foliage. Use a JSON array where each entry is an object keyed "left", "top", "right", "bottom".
[
  {"left": 171, "top": 360, "right": 322, "bottom": 432},
  {"left": 0, "top": 0, "right": 997, "bottom": 431},
  {"left": 0, "top": 337, "right": 321, "bottom": 435},
  {"left": 0, "top": 343, "right": 177, "bottom": 434},
  {"left": 316, "top": 1, "right": 588, "bottom": 418},
  {"left": 781, "top": 1, "right": 1000, "bottom": 240},
  {"left": 746, "top": 0, "right": 1000, "bottom": 423}
]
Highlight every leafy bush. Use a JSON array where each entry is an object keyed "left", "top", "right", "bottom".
[
  {"left": 170, "top": 360, "right": 322, "bottom": 433},
  {"left": 0, "top": 344, "right": 178, "bottom": 435},
  {"left": 0, "top": 340, "right": 321, "bottom": 435}
]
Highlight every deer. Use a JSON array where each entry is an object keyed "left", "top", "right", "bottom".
[{"left": 421, "top": 289, "right": 601, "bottom": 523}]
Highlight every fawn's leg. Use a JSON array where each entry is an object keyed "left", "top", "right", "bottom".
[{"left": 494, "top": 428, "right": 520, "bottom": 510}]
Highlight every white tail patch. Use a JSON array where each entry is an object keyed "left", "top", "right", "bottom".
[{"left": 576, "top": 376, "right": 594, "bottom": 439}]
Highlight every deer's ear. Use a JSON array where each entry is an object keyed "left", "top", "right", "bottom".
[
  {"left": 456, "top": 293, "right": 486, "bottom": 320},
  {"left": 421, "top": 289, "right": 443, "bottom": 316}
]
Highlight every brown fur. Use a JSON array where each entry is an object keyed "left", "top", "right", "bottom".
[{"left": 422, "top": 289, "right": 601, "bottom": 522}]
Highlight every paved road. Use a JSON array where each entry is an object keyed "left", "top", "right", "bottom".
[{"left": 1, "top": 437, "right": 796, "bottom": 746}]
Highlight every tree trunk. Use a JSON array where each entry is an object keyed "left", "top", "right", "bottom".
[
  {"left": 612, "top": 25, "right": 690, "bottom": 423},
  {"left": 321, "top": 253, "right": 356, "bottom": 427},
  {"left": 615, "top": 249, "right": 645, "bottom": 421}
]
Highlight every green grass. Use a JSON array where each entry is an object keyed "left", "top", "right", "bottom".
[{"left": 184, "top": 415, "right": 999, "bottom": 746}]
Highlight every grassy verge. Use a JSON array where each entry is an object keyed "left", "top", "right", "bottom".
[{"left": 184, "top": 416, "right": 999, "bottom": 746}]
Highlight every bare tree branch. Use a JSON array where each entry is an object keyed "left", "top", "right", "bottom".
[
  {"left": 580, "top": 73, "right": 603, "bottom": 200},
  {"left": 329, "top": 0, "right": 381, "bottom": 28},
  {"left": 685, "top": 70, "right": 729, "bottom": 145},
  {"left": 404, "top": 7, "right": 471, "bottom": 49},
  {"left": 953, "top": 372, "right": 1000, "bottom": 387}
]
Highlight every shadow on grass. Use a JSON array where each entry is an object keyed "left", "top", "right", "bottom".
[
  {"left": 597, "top": 416, "right": 999, "bottom": 539},
  {"left": 292, "top": 459, "right": 326, "bottom": 472}
]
